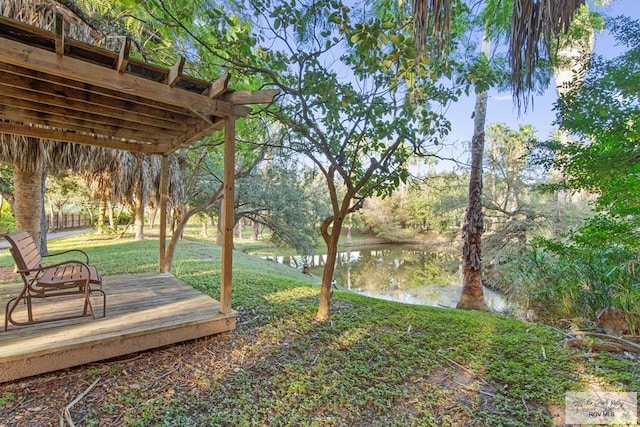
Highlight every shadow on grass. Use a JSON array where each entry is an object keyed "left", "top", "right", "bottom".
[
  {"left": 164, "top": 270, "right": 585, "bottom": 426},
  {"left": 1, "top": 234, "right": 638, "bottom": 426}
]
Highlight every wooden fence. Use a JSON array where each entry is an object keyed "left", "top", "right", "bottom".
[{"left": 47, "top": 213, "right": 91, "bottom": 231}]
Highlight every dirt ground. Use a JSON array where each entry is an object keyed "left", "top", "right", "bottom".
[
  {"left": 0, "top": 333, "right": 567, "bottom": 426},
  {"left": 0, "top": 267, "right": 16, "bottom": 282},
  {"left": 0, "top": 333, "right": 240, "bottom": 426}
]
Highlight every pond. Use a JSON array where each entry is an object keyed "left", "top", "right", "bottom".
[{"left": 268, "top": 244, "right": 509, "bottom": 312}]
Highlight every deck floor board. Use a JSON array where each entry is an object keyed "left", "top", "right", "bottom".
[{"left": 0, "top": 273, "right": 236, "bottom": 383}]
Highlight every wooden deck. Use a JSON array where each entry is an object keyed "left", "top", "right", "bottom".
[{"left": 0, "top": 273, "right": 237, "bottom": 383}]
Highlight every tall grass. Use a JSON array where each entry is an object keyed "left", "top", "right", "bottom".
[{"left": 502, "top": 244, "right": 640, "bottom": 332}]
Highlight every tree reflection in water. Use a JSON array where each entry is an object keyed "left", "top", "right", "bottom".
[{"left": 271, "top": 245, "right": 508, "bottom": 311}]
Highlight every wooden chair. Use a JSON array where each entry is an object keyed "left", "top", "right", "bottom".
[{"left": 4, "top": 230, "right": 106, "bottom": 331}]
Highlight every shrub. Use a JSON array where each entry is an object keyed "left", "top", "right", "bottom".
[{"left": 501, "top": 242, "right": 640, "bottom": 333}]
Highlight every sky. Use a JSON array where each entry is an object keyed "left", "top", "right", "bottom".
[{"left": 434, "top": 0, "right": 639, "bottom": 172}]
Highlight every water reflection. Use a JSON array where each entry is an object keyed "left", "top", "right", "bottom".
[{"left": 268, "top": 245, "right": 508, "bottom": 312}]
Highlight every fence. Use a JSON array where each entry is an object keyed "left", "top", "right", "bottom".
[{"left": 47, "top": 213, "right": 91, "bottom": 231}]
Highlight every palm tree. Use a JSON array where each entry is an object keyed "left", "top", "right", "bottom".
[
  {"left": 412, "top": 0, "right": 585, "bottom": 309},
  {"left": 411, "top": 0, "right": 586, "bottom": 105},
  {"left": 83, "top": 150, "right": 135, "bottom": 234},
  {"left": 458, "top": 35, "right": 490, "bottom": 311},
  {"left": 0, "top": 136, "right": 48, "bottom": 249},
  {"left": 82, "top": 147, "right": 186, "bottom": 239},
  {"left": 124, "top": 152, "right": 185, "bottom": 241},
  {"left": 0, "top": 132, "right": 108, "bottom": 250}
]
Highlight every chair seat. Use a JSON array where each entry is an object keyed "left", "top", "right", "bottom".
[{"left": 38, "top": 264, "right": 102, "bottom": 287}]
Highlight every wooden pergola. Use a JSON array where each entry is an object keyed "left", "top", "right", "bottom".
[{"left": 0, "top": 14, "right": 277, "bottom": 316}]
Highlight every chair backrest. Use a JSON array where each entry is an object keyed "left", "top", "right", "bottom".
[{"left": 5, "top": 231, "right": 42, "bottom": 274}]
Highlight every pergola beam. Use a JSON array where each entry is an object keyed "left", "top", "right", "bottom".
[
  {"left": 0, "top": 36, "right": 233, "bottom": 117},
  {"left": 0, "top": 104, "right": 167, "bottom": 143},
  {"left": 0, "top": 62, "right": 201, "bottom": 124},
  {"left": 222, "top": 89, "right": 279, "bottom": 105},
  {"left": 54, "top": 14, "right": 64, "bottom": 55},
  {"left": 0, "top": 86, "right": 187, "bottom": 139},
  {"left": 0, "top": 122, "right": 169, "bottom": 153},
  {"left": 169, "top": 116, "right": 224, "bottom": 153}
]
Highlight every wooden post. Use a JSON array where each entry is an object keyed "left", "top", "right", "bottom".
[
  {"left": 220, "top": 115, "right": 235, "bottom": 314},
  {"left": 159, "top": 154, "right": 169, "bottom": 272}
]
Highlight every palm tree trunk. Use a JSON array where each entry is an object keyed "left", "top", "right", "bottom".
[
  {"left": 458, "top": 117, "right": 487, "bottom": 310},
  {"left": 108, "top": 200, "right": 116, "bottom": 230},
  {"left": 149, "top": 204, "right": 158, "bottom": 229},
  {"left": 134, "top": 186, "right": 145, "bottom": 240},
  {"left": 39, "top": 168, "right": 48, "bottom": 254},
  {"left": 458, "top": 38, "right": 490, "bottom": 310},
  {"left": 13, "top": 163, "right": 46, "bottom": 252},
  {"left": 552, "top": 23, "right": 595, "bottom": 238}
]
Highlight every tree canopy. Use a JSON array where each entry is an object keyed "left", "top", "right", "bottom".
[{"left": 550, "top": 15, "right": 640, "bottom": 249}]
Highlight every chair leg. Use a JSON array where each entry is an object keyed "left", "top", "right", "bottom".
[
  {"left": 82, "top": 284, "right": 96, "bottom": 318},
  {"left": 5, "top": 294, "right": 24, "bottom": 331},
  {"left": 4, "top": 298, "right": 15, "bottom": 331},
  {"left": 90, "top": 288, "right": 107, "bottom": 318},
  {"left": 26, "top": 294, "right": 33, "bottom": 323}
]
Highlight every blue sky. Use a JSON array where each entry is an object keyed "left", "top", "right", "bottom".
[{"left": 435, "top": 0, "right": 639, "bottom": 171}]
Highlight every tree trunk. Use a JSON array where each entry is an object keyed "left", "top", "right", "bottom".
[
  {"left": 13, "top": 163, "right": 46, "bottom": 252},
  {"left": 346, "top": 248, "right": 352, "bottom": 289},
  {"left": 39, "top": 169, "right": 48, "bottom": 254},
  {"left": 133, "top": 184, "right": 145, "bottom": 240},
  {"left": 83, "top": 199, "right": 95, "bottom": 229},
  {"left": 97, "top": 197, "right": 106, "bottom": 234},
  {"left": 165, "top": 207, "right": 202, "bottom": 271},
  {"left": 149, "top": 204, "right": 159, "bottom": 229},
  {"left": 317, "top": 213, "right": 345, "bottom": 321},
  {"left": 458, "top": 58, "right": 489, "bottom": 311},
  {"left": 216, "top": 199, "right": 223, "bottom": 246},
  {"left": 253, "top": 220, "right": 259, "bottom": 240},
  {"left": 134, "top": 186, "right": 145, "bottom": 240},
  {"left": 47, "top": 198, "right": 55, "bottom": 231},
  {"left": 552, "top": 27, "right": 595, "bottom": 238},
  {"left": 108, "top": 199, "right": 115, "bottom": 230},
  {"left": 236, "top": 218, "right": 243, "bottom": 239},
  {"left": 57, "top": 207, "right": 63, "bottom": 231}
]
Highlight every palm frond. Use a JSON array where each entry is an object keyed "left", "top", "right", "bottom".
[
  {"left": 509, "top": 0, "right": 584, "bottom": 110},
  {"left": 413, "top": 0, "right": 451, "bottom": 61}
]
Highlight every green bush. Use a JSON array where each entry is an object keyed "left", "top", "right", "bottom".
[{"left": 0, "top": 202, "right": 16, "bottom": 235}]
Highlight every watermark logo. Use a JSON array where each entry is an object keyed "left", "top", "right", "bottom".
[{"left": 566, "top": 391, "right": 637, "bottom": 425}]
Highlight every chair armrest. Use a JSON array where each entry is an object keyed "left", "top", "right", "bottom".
[
  {"left": 43, "top": 249, "right": 91, "bottom": 263},
  {"left": 17, "top": 259, "right": 92, "bottom": 275}
]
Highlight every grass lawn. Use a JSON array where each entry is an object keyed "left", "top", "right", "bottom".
[{"left": 0, "top": 232, "right": 638, "bottom": 426}]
